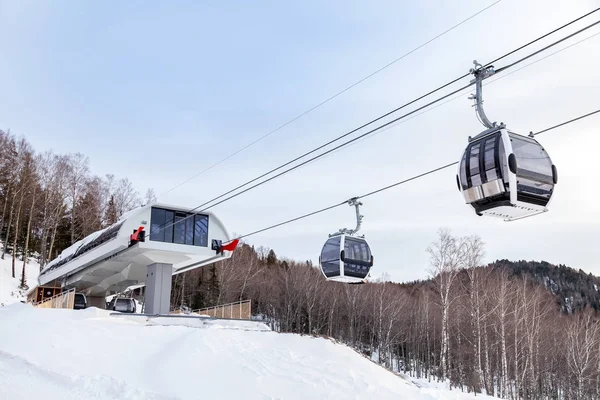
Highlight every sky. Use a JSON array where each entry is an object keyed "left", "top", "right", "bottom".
[{"left": 1, "top": 0, "right": 599, "bottom": 283}]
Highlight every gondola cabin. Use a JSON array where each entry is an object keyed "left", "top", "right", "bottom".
[
  {"left": 457, "top": 127, "right": 557, "bottom": 221},
  {"left": 319, "top": 233, "right": 373, "bottom": 284}
]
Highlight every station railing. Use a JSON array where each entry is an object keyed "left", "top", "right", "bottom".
[
  {"left": 33, "top": 288, "right": 76, "bottom": 309},
  {"left": 171, "top": 300, "right": 252, "bottom": 320}
]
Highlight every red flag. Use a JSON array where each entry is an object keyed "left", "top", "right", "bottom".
[{"left": 221, "top": 239, "right": 239, "bottom": 252}]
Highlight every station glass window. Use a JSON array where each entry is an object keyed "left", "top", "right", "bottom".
[
  {"left": 150, "top": 207, "right": 209, "bottom": 247},
  {"left": 194, "top": 214, "right": 209, "bottom": 247},
  {"left": 173, "top": 213, "right": 186, "bottom": 244}
]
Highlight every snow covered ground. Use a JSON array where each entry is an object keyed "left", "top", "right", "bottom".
[
  {"left": 0, "top": 304, "right": 496, "bottom": 400},
  {"left": 0, "top": 245, "right": 495, "bottom": 399},
  {"left": 0, "top": 248, "right": 39, "bottom": 306}
]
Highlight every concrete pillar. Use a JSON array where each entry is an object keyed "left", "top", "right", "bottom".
[
  {"left": 145, "top": 263, "right": 173, "bottom": 315},
  {"left": 87, "top": 296, "right": 107, "bottom": 309}
]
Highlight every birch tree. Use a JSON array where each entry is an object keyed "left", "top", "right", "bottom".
[
  {"left": 427, "top": 228, "right": 466, "bottom": 381},
  {"left": 113, "top": 178, "right": 141, "bottom": 217},
  {"left": 567, "top": 310, "right": 600, "bottom": 399},
  {"left": 20, "top": 155, "right": 40, "bottom": 289},
  {"left": 462, "top": 235, "right": 486, "bottom": 392}
]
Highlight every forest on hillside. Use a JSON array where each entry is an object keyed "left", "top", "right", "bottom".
[
  {"left": 171, "top": 230, "right": 600, "bottom": 400},
  {"left": 490, "top": 259, "right": 600, "bottom": 314},
  {"left": 0, "top": 130, "right": 150, "bottom": 285}
]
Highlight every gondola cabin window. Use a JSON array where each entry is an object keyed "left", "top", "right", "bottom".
[
  {"left": 320, "top": 236, "right": 341, "bottom": 278},
  {"left": 343, "top": 237, "right": 372, "bottom": 279},
  {"left": 510, "top": 134, "right": 554, "bottom": 200}
]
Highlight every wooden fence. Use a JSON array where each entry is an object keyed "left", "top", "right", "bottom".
[
  {"left": 33, "top": 288, "right": 75, "bottom": 309},
  {"left": 191, "top": 300, "right": 252, "bottom": 319}
]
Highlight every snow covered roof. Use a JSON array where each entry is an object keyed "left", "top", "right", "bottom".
[{"left": 41, "top": 206, "right": 144, "bottom": 275}]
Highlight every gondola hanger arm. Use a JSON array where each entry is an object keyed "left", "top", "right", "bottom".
[
  {"left": 333, "top": 197, "right": 364, "bottom": 237},
  {"left": 469, "top": 60, "right": 503, "bottom": 130}
]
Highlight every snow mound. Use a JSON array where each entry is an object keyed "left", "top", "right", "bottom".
[
  {"left": 0, "top": 304, "right": 496, "bottom": 399},
  {"left": 110, "top": 313, "right": 271, "bottom": 331},
  {"left": 0, "top": 351, "right": 172, "bottom": 400}
]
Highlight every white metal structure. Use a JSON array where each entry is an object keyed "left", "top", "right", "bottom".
[
  {"left": 38, "top": 203, "right": 236, "bottom": 297},
  {"left": 457, "top": 61, "right": 557, "bottom": 221},
  {"left": 319, "top": 199, "right": 374, "bottom": 284}
]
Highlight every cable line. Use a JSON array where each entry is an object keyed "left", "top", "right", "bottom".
[
  {"left": 483, "top": 6, "right": 600, "bottom": 67},
  {"left": 495, "top": 18, "right": 600, "bottom": 73},
  {"left": 196, "top": 82, "right": 472, "bottom": 212},
  {"left": 340, "top": 29, "right": 600, "bottom": 153},
  {"left": 531, "top": 109, "right": 600, "bottom": 136},
  {"left": 234, "top": 108, "right": 600, "bottom": 240},
  {"left": 156, "top": 0, "right": 504, "bottom": 199},
  {"left": 193, "top": 16, "right": 600, "bottom": 212},
  {"left": 148, "top": 10, "right": 600, "bottom": 239},
  {"left": 232, "top": 30, "right": 600, "bottom": 236},
  {"left": 158, "top": 5, "right": 599, "bottom": 201}
]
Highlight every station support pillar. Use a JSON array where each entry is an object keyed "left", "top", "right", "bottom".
[{"left": 145, "top": 263, "right": 173, "bottom": 315}]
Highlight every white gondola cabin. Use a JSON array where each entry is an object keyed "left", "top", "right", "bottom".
[
  {"left": 319, "top": 233, "right": 373, "bottom": 284},
  {"left": 457, "top": 128, "right": 557, "bottom": 221},
  {"left": 457, "top": 61, "right": 557, "bottom": 221},
  {"left": 318, "top": 198, "right": 373, "bottom": 284}
]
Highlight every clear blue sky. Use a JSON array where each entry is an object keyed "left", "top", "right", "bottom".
[{"left": 1, "top": 0, "right": 599, "bottom": 281}]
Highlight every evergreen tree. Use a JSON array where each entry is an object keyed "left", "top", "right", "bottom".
[
  {"left": 105, "top": 195, "right": 118, "bottom": 226},
  {"left": 267, "top": 249, "right": 277, "bottom": 266},
  {"left": 201, "top": 264, "right": 221, "bottom": 307}
]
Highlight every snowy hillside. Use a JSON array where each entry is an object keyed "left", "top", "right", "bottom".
[
  {"left": 0, "top": 248, "right": 39, "bottom": 306},
  {"left": 0, "top": 304, "right": 496, "bottom": 400}
]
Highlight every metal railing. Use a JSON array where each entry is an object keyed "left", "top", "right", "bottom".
[{"left": 33, "top": 288, "right": 76, "bottom": 309}]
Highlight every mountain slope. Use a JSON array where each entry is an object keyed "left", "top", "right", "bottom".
[
  {"left": 0, "top": 304, "right": 495, "bottom": 400},
  {"left": 489, "top": 259, "right": 600, "bottom": 313}
]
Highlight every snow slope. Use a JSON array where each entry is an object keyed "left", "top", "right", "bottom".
[
  {"left": 0, "top": 248, "right": 39, "bottom": 306},
  {"left": 0, "top": 304, "right": 496, "bottom": 400}
]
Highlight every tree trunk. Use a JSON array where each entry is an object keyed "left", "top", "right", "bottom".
[
  {"left": 0, "top": 186, "right": 11, "bottom": 241},
  {"left": 425, "top": 291, "right": 432, "bottom": 382},
  {"left": 11, "top": 189, "right": 25, "bottom": 278},
  {"left": 441, "top": 293, "right": 449, "bottom": 381},
  {"left": 239, "top": 257, "right": 253, "bottom": 300},
  {"left": 48, "top": 223, "right": 58, "bottom": 262},
  {"left": 328, "top": 295, "right": 337, "bottom": 337},
  {"left": 180, "top": 273, "right": 185, "bottom": 309},
  {"left": 483, "top": 320, "right": 492, "bottom": 395},
  {"left": 39, "top": 198, "right": 50, "bottom": 268},
  {"left": 457, "top": 326, "right": 464, "bottom": 390},
  {"left": 21, "top": 186, "right": 36, "bottom": 289},
  {"left": 70, "top": 194, "right": 76, "bottom": 245},
  {"left": 514, "top": 312, "right": 521, "bottom": 400},
  {"left": 1, "top": 191, "right": 17, "bottom": 260},
  {"left": 470, "top": 274, "right": 484, "bottom": 392},
  {"left": 40, "top": 226, "right": 48, "bottom": 270},
  {"left": 500, "top": 309, "right": 508, "bottom": 398}
]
